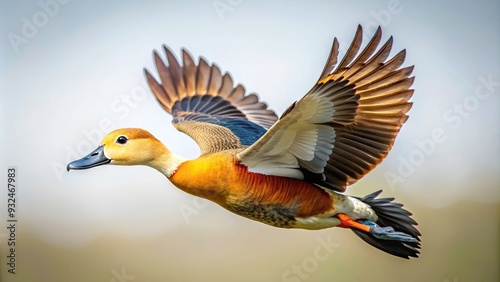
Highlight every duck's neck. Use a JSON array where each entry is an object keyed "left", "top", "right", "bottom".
[{"left": 148, "top": 145, "right": 187, "bottom": 178}]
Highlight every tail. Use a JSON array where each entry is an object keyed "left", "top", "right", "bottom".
[{"left": 352, "top": 190, "right": 421, "bottom": 259}]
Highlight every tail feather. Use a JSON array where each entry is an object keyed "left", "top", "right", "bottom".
[
  {"left": 351, "top": 229, "right": 420, "bottom": 259},
  {"left": 353, "top": 190, "right": 421, "bottom": 259}
]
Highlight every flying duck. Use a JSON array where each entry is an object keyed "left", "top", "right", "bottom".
[{"left": 68, "top": 25, "right": 421, "bottom": 258}]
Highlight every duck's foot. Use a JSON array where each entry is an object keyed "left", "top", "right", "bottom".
[
  {"left": 337, "top": 213, "right": 418, "bottom": 243},
  {"left": 361, "top": 220, "right": 418, "bottom": 243}
]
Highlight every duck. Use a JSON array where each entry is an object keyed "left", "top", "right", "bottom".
[{"left": 67, "top": 25, "right": 421, "bottom": 259}]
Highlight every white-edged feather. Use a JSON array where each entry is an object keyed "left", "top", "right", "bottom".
[{"left": 237, "top": 94, "right": 336, "bottom": 178}]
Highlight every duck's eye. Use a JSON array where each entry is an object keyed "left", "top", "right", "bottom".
[{"left": 116, "top": 136, "right": 128, "bottom": 145}]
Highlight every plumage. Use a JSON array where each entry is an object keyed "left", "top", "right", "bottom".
[
  {"left": 67, "top": 25, "right": 421, "bottom": 259},
  {"left": 238, "top": 25, "right": 414, "bottom": 192},
  {"left": 169, "top": 150, "right": 334, "bottom": 224},
  {"left": 145, "top": 47, "right": 278, "bottom": 154}
]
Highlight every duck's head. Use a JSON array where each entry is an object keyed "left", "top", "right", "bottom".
[{"left": 67, "top": 128, "right": 170, "bottom": 171}]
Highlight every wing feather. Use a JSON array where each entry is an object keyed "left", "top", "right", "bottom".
[
  {"left": 195, "top": 58, "right": 211, "bottom": 95},
  {"left": 182, "top": 50, "right": 197, "bottom": 96},
  {"left": 318, "top": 38, "right": 339, "bottom": 81},
  {"left": 208, "top": 65, "right": 223, "bottom": 95},
  {"left": 145, "top": 47, "right": 278, "bottom": 154},
  {"left": 238, "top": 25, "right": 414, "bottom": 192},
  {"left": 164, "top": 46, "right": 186, "bottom": 98}
]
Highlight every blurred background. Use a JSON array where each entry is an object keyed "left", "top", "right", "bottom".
[{"left": 1, "top": 0, "right": 499, "bottom": 281}]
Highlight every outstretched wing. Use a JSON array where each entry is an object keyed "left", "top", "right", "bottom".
[
  {"left": 238, "top": 25, "right": 414, "bottom": 192},
  {"left": 144, "top": 47, "right": 278, "bottom": 155}
]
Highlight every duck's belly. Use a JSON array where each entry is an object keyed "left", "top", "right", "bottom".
[{"left": 226, "top": 198, "right": 298, "bottom": 228}]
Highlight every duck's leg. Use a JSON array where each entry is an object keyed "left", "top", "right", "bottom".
[
  {"left": 337, "top": 213, "right": 370, "bottom": 232},
  {"left": 336, "top": 213, "right": 418, "bottom": 243}
]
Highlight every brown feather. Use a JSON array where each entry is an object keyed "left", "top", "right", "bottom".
[
  {"left": 144, "top": 47, "right": 279, "bottom": 154},
  {"left": 268, "top": 26, "right": 414, "bottom": 192},
  {"left": 182, "top": 49, "right": 197, "bottom": 96}
]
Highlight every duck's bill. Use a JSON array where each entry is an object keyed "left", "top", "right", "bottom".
[{"left": 67, "top": 145, "right": 111, "bottom": 171}]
